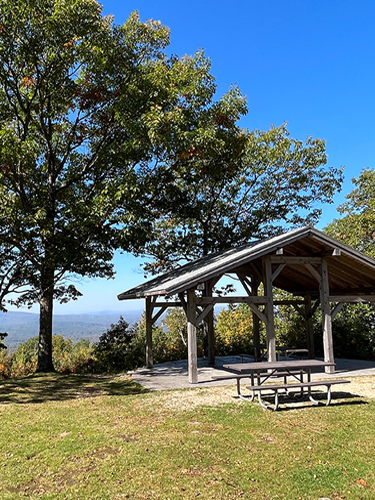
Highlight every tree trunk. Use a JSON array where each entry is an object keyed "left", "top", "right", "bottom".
[{"left": 36, "top": 270, "right": 55, "bottom": 372}]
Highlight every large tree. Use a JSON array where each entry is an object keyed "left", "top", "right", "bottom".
[
  {"left": 0, "top": 0, "right": 246, "bottom": 370},
  {"left": 325, "top": 168, "right": 375, "bottom": 258},
  {"left": 142, "top": 123, "right": 344, "bottom": 274}
]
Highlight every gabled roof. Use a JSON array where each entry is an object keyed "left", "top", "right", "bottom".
[{"left": 118, "top": 226, "right": 375, "bottom": 300}]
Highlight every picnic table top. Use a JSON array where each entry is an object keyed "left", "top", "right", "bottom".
[{"left": 223, "top": 359, "right": 335, "bottom": 373}]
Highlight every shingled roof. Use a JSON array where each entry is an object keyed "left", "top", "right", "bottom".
[{"left": 118, "top": 226, "right": 375, "bottom": 301}]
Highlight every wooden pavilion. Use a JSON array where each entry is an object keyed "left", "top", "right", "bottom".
[{"left": 118, "top": 226, "right": 375, "bottom": 383}]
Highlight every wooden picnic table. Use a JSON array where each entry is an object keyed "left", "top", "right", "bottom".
[{"left": 222, "top": 359, "right": 350, "bottom": 410}]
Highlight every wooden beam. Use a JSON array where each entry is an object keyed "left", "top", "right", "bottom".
[
  {"left": 311, "top": 298, "right": 321, "bottom": 316},
  {"left": 264, "top": 256, "right": 276, "bottom": 362},
  {"left": 247, "top": 302, "right": 267, "bottom": 324},
  {"left": 148, "top": 301, "right": 182, "bottom": 308},
  {"left": 249, "top": 262, "right": 263, "bottom": 284},
  {"left": 178, "top": 293, "right": 187, "bottom": 314},
  {"left": 204, "top": 280, "right": 215, "bottom": 366},
  {"left": 331, "top": 302, "right": 345, "bottom": 320},
  {"left": 197, "top": 296, "right": 305, "bottom": 306},
  {"left": 292, "top": 303, "right": 306, "bottom": 318},
  {"left": 328, "top": 295, "right": 375, "bottom": 303},
  {"left": 270, "top": 256, "right": 323, "bottom": 264},
  {"left": 319, "top": 260, "right": 335, "bottom": 374},
  {"left": 152, "top": 305, "right": 168, "bottom": 324},
  {"left": 272, "top": 264, "right": 285, "bottom": 282},
  {"left": 274, "top": 299, "right": 306, "bottom": 305},
  {"left": 197, "top": 296, "right": 270, "bottom": 305},
  {"left": 304, "top": 263, "right": 322, "bottom": 284},
  {"left": 196, "top": 303, "right": 214, "bottom": 325},
  {"left": 186, "top": 289, "right": 198, "bottom": 384},
  {"left": 237, "top": 272, "right": 252, "bottom": 296},
  {"left": 305, "top": 295, "right": 315, "bottom": 358}
]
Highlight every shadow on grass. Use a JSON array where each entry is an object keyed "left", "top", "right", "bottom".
[
  {"left": 257, "top": 390, "right": 368, "bottom": 412},
  {"left": 0, "top": 372, "right": 148, "bottom": 404}
]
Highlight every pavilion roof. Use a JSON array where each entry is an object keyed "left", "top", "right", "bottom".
[{"left": 118, "top": 226, "right": 375, "bottom": 300}]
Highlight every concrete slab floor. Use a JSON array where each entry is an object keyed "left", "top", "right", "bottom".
[{"left": 131, "top": 356, "right": 375, "bottom": 392}]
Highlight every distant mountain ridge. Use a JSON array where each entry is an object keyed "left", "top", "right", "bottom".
[{"left": 0, "top": 310, "right": 143, "bottom": 350}]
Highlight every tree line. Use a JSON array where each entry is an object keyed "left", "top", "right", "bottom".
[{"left": 0, "top": 0, "right": 373, "bottom": 372}]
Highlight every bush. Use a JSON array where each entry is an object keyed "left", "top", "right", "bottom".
[
  {"left": 11, "top": 336, "right": 38, "bottom": 377},
  {"left": 329, "top": 303, "right": 375, "bottom": 360},
  {"left": 52, "top": 336, "right": 96, "bottom": 374},
  {"left": 94, "top": 317, "right": 144, "bottom": 372},
  {"left": 0, "top": 335, "right": 97, "bottom": 378},
  {"left": 0, "top": 349, "right": 12, "bottom": 379},
  {"left": 215, "top": 304, "right": 265, "bottom": 355}
]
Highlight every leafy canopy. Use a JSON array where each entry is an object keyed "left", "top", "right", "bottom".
[
  {"left": 0, "top": 0, "right": 246, "bottom": 308},
  {"left": 325, "top": 168, "right": 375, "bottom": 258},
  {"left": 142, "top": 123, "right": 344, "bottom": 273}
]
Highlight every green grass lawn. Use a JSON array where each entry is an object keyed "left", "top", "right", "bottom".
[{"left": 0, "top": 373, "right": 374, "bottom": 500}]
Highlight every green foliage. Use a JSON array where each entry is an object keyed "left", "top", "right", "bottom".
[
  {"left": 160, "top": 308, "right": 205, "bottom": 360},
  {"left": 0, "top": 348, "right": 11, "bottom": 378},
  {"left": 10, "top": 336, "right": 39, "bottom": 376},
  {"left": 323, "top": 168, "right": 375, "bottom": 359},
  {"left": 0, "top": 335, "right": 96, "bottom": 378},
  {"left": 274, "top": 290, "right": 308, "bottom": 348},
  {"left": 143, "top": 123, "right": 343, "bottom": 273},
  {"left": 215, "top": 304, "right": 264, "bottom": 355},
  {"left": 94, "top": 317, "right": 144, "bottom": 372},
  {"left": 330, "top": 303, "right": 375, "bottom": 360},
  {"left": 53, "top": 337, "right": 96, "bottom": 374},
  {"left": 325, "top": 168, "right": 375, "bottom": 258},
  {"left": 134, "top": 309, "right": 204, "bottom": 365},
  {"left": 0, "top": 1, "right": 245, "bottom": 370}
]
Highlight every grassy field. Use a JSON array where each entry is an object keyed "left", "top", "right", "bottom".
[{"left": 0, "top": 374, "right": 374, "bottom": 500}]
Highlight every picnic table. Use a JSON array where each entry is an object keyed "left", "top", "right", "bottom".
[
  {"left": 239, "top": 344, "right": 293, "bottom": 362},
  {"left": 221, "top": 359, "right": 350, "bottom": 410},
  {"left": 285, "top": 348, "right": 309, "bottom": 360}
]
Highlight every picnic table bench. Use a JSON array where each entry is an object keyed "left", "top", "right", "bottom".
[
  {"left": 212, "top": 370, "right": 304, "bottom": 400},
  {"left": 246, "top": 379, "right": 351, "bottom": 411},
  {"left": 220, "top": 359, "right": 351, "bottom": 411},
  {"left": 239, "top": 344, "right": 293, "bottom": 362}
]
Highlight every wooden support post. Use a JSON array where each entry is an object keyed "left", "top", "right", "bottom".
[
  {"left": 145, "top": 296, "right": 154, "bottom": 368},
  {"left": 264, "top": 257, "right": 276, "bottom": 362},
  {"left": 305, "top": 295, "right": 315, "bottom": 358},
  {"left": 319, "top": 260, "right": 335, "bottom": 374},
  {"left": 204, "top": 282, "right": 215, "bottom": 366},
  {"left": 187, "top": 289, "right": 198, "bottom": 384}
]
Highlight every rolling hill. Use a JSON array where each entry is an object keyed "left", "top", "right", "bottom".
[{"left": 0, "top": 310, "right": 143, "bottom": 350}]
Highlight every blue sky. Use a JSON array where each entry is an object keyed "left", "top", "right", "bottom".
[{"left": 16, "top": 1, "right": 375, "bottom": 314}]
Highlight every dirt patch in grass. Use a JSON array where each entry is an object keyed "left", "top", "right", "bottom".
[
  {"left": 135, "top": 375, "right": 375, "bottom": 414},
  {"left": 343, "top": 376, "right": 375, "bottom": 399}
]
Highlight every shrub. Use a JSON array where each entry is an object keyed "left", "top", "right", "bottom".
[
  {"left": 330, "top": 303, "right": 375, "bottom": 360},
  {"left": 11, "top": 336, "right": 39, "bottom": 377},
  {"left": 52, "top": 336, "right": 96, "bottom": 373},
  {"left": 0, "top": 349, "right": 12, "bottom": 379},
  {"left": 215, "top": 304, "right": 263, "bottom": 355},
  {"left": 0, "top": 335, "right": 97, "bottom": 378},
  {"left": 94, "top": 317, "right": 144, "bottom": 372}
]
